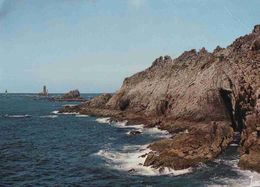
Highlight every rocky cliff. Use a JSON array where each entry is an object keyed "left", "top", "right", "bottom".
[{"left": 60, "top": 25, "right": 260, "bottom": 172}]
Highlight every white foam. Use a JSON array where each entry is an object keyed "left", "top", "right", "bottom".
[
  {"left": 95, "top": 144, "right": 192, "bottom": 176},
  {"left": 212, "top": 158, "right": 260, "bottom": 187},
  {"left": 95, "top": 117, "right": 171, "bottom": 138},
  {"left": 52, "top": 110, "right": 59, "bottom": 114},
  {"left": 142, "top": 127, "right": 172, "bottom": 138},
  {"left": 114, "top": 121, "right": 144, "bottom": 129},
  {"left": 40, "top": 115, "right": 58, "bottom": 119},
  {"left": 96, "top": 117, "right": 111, "bottom": 124},
  {"left": 75, "top": 114, "right": 89, "bottom": 118},
  {"left": 52, "top": 110, "right": 79, "bottom": 115},
  {"left": 4, "top": 114, "right": 31, "bottom": 118}
]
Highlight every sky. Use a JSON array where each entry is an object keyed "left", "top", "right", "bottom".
[{"left": 0, "top": 0, "right": 259, "bottom": 93}]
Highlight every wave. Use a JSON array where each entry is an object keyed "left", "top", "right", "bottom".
[
  {"left": 212, "top": 158, "right": 260, "bottom": 187},
  {"left": 40, "top": 115, "right": 58, "bottom": 119},
  {"left": 96, "top": 117, "right": 111, "bottom": 124},
  {"left": 52, "top": 110, "right": 59, "bottom": 114},
  {"left": 95, "top": 117, "right": 171, "bottom": 138},
  {"left": 95, "top": 144, "right": 192, "bottom": 176},
  {"left": 142, "top": 127, "right": 172, "bottom": 138},
  {"left": 3, "top": 114, "right": 31, "bottom": 118},
  {"left": 75, "top": 114, "right": 89, "bottom": 118},
  {"left": 51, "top": 110, "right": 79, "bottom": 115}
]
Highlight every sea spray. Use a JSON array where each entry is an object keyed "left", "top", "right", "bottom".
[{"left": 96, "top": 144, "right": 192, "bottom": 176}]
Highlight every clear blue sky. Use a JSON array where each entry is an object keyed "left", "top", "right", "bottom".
[{"left": 0, "top": 0, "right": 259, "bottom": 93}]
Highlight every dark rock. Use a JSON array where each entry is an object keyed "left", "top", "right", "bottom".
[
  {"left": 253, "top": 25, "right": 260, "bottom": 33},
  {"left": 119, "top": 98, "right": 130, "bottom": 111},
  {"left": 62, "top": 89, "right": 80, "bottom": 99},
  {"left": 251, "top": 37, "right": 260, "bottom": 51},
  {"left": 128, "top": 168, "right": 136, "bottom": 173},
  {"left": 129, "top": 130, "right": 142, "bottom": 136}
]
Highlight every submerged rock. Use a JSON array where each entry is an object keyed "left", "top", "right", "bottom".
[
  {"left": 129, "top": 130, "right": 142, "bottom": 136},
  {"left": 60, "top": 25, "right": 260, "bottom": 173}
]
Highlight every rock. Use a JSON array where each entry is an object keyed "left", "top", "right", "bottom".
[
  {"left": 62, "top": 89, "right": 80, "bottom": 99},
  {"left": 119, "top": 98, "right": 130, "bottom": 111},
  {"left": 129, "top": 130, "right": 142, "bottom": 136},
  {"left": 84, "top": 93, "right": 112, "bottom": 108},
  {"left": 143, "top": 122, "right": 233, "bottom": 170},
  {"left": 60, "top": 25, "right": 260, "bottom": 173},
  {"left": 50, "top": 89, "right": 86, "bottom": 102},
  {"left": 253, "top": 25, "right": 260, "bottom": 33},
  {"left": 128, "top": 168, "right": 136, "bottom": 173},
  {"left": 251, "top": 37, "right": 260, "bottom": 51}
]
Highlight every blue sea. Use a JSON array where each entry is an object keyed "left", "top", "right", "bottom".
[{"left": 1, "top": 94, "right": 259, "bottom": 187}]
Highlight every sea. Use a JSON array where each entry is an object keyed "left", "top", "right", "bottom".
[{"left": 1, "top": 93, "right": 260, "bottom": 187}]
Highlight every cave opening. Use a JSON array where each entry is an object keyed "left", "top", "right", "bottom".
[{"left": 219, "top": 88, "right": 244, "bottom": 133}]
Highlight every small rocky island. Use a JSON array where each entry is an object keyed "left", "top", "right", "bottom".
[
  {"left": 50, "top": 89, "right": 86, "bottom": 102},
  {"left": 60, "top": 25, "right": 260, "bottom": 172}
]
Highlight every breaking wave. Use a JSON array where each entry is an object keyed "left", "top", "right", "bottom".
[
  {"left": 96, "top": 117, "right": 111, "bottom": 124},
  {"left": 212, "top": 158, "right": 260, "bottom": 187},
  {"left": 52, "top": 110, "right": 59, "bottom": 114},
  {"left": 95, "top": 117, "right": 171, "bottom": 138},
  {"left": 95, "top": 144, "right": 192, "bottom": 176}
]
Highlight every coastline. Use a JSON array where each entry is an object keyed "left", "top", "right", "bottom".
[{"left": 59, "top": 25, "right": 260, "bottom": 173}]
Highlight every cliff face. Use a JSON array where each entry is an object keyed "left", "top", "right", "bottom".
[
  {"left": 107, "top": 26, "right": 260, "bottom": 126},
  {"left": 60, "top": 25, "right": 260, "bottom": 172}
]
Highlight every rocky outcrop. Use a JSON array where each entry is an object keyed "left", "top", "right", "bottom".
[
  {"left": 61, "top": 90, "right": 81, "bottom": 99},
  {"left": 144, "top": 122, "right": 233, "bottom": 170},
  {"left": 50, "top": 89, "right": 86, "bottom": 102},
  {"left": 60, "top": 25, "right": 260, "bottom": 172}
]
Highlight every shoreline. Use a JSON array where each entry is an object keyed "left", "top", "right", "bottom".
[{"left": 58, "top": 105, "right": 234, "bottom": 172}]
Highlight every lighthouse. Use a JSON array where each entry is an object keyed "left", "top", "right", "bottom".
[{"left": 38, "top": 85, "right": 48, "bottom": 96}]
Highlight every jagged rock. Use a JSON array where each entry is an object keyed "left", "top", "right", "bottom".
[
  {"left": 60, "top": 25, "right": 260, "bottom": 173},
  {"left": 144, "top": 122, "right": 233, "bottom": 170},
  {"left": 84, "top": 93, "right": 112, "bottom": 108}
]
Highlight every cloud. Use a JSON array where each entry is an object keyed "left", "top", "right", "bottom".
[{"left": 128, "top": 0, "right": 147, "bottom": 10}]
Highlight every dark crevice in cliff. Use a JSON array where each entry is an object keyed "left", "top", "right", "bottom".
[
  {"left": 234, "top": 101, "right": 245, "bottom": 133},
  {"left": 219, "top": 89, "right": 236, "bottom": 129},
  {"left": 219, "top": 88, "right": 244, "bottom": 133}
]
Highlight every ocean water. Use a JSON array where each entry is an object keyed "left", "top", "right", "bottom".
[{"left": 1, "top": 94, "right": 260, "bottom": 187}]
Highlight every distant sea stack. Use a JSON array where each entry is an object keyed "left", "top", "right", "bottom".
[
  {"left": 51, "top": 89, "right": 86, "bottom": 102},
  {"left": 38, "top": 85, "right": 48, "bottom": 96},
  {"left": 60, "top": 25, "right": 260, "bottom": 172}
]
